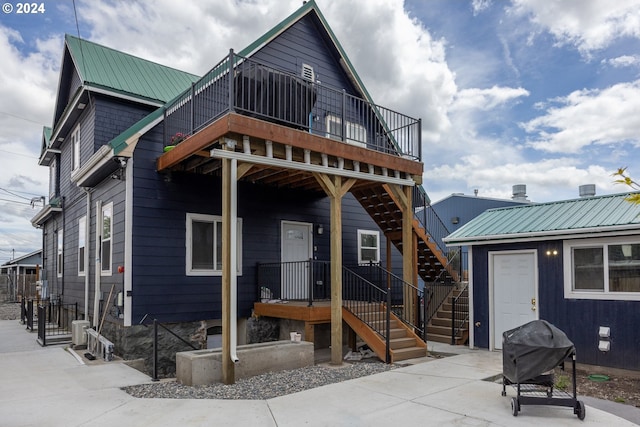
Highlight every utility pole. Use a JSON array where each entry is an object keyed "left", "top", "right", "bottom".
[{"left": 11, "top": 249, "right": 14, "bottom": 261}]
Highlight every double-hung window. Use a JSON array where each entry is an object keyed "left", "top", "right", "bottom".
[
  {"left": 56, "top": 230, "right": 63, "bottom": 278},
  {"left": 101, "top": 203, "right": 112, "bottom": 275},
  {"left": 357, "top": 229, "right": 380, "bottom": 264},
  {"left": 71, "top": 125, "right": 80, "bottom": 171},
  {"left": 564, "top": 237, "right": 640, "bottom": 300},
  {"left": 78, "top": 216, "right": 86, "bottom": 276},
  {"left": 186, "top": 213, "right": 242, "bottom": 276}
]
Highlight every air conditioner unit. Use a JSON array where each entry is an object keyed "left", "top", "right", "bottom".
[{"left": 72, "top": 320, "right": 90, "bottom": 346}]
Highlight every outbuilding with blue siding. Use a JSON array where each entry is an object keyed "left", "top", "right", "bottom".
[{"left": 444, "top": 192, "right": 640, "bottom": 371}]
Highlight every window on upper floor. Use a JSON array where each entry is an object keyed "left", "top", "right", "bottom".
[
  {"left": 564, "top": 236, "right": 640, "bottom": 300},
  {"left": 186, "top": 213, "right": 242, "bottom": 276},
  {"left": 57, "top": 230, "right": 63, "bottom": 278},
  {"left": 358, "top": 229, "right": 380, "bottom": 264},
  {"left": 326, "top": 114, "right": 367, "bottom": 148},
  {"left": 49, "top": 157, "right": 58, "bottom": 199},
  {"left": 101, "top": 203, "right": 112, "bottom": 276},
  {"left": 71, "top": 125, "right": 81, "bottom": 171},
  {"left": 78, "top": 216, "right": 86, "bottom": 276}
]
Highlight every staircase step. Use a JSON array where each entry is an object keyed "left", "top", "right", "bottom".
[
  {"left": 426, "top": 333, "right": 454, "bottom": 344},
  {"left": 392, "top": 346, "right": 427, "bottom": 361},
  {"left": 427, "top": 325, "right": 452, "bottom": 336},
  {"left": 389, "top": 337, "right": 418, "bottom": 349},
  {"left": 430, "top": 317, "right": 453, "bottom": 328},
  {"left": 367, "top": 319, "right": 401, "bottom": 330},
  {"left": 388, "top": 328, "right": 408, "bottom": 339}
]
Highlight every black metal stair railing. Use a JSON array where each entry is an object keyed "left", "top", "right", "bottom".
[
  {"left": 345, "top": 262, "right": 426, "bottom": 341},
  {"left": 342, "top": 266, "right": 391, "bottom": 363},
  {"left": 451, "top": 282, "right": 469, "bottom": 345}
]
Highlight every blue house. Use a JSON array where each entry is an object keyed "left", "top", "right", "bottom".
[
  {"left": 32, "top": 1, "right": 459, "bottom": 378},
  {"left": 444, "top": 192, "right": 640, "bottom": 371}
]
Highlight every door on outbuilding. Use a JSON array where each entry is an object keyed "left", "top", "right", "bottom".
[{"left": 490, "top": 250, "right": 538, "bottom": 350}]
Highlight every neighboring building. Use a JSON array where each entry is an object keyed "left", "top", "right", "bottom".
[
  {"left": 0, "top": 249, "right": 42, "bottom": 301},
  {"left": 444, "top": 192, "right": 640, "bottom": 371},
  {"left": 32, "top": 1, "right": 451, "bottom": 371},
  {"left": 428, "top": 187, "right": 531, "bottom": 278}
]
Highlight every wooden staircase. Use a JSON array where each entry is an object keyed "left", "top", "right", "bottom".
[
  {"left": 427, "top": 287, "right": 469, "bottom": 345},
  {"left": 351, "top": 184, "right": 456, "bottom": 282},
  {"left": 342, "top": 303, "right": 427, "bottom": 362}
]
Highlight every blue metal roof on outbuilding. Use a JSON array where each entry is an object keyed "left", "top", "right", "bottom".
[{"left": 444, "top": 192, "right": 640, "bottom": 245}]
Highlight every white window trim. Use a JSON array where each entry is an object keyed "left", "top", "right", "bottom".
[
  {"left": 325, "top": 114, "right": 367, "bottom": 147},
  {"left": 186, "top": 213, "right": 243, "bottom": 276},
  {"left": 563, "top": 235, "right": 640, "bottom": 301},
  {"left": 357, "top": 229, "right": 380, "bottom": 264},
  {"left": 72, "top": 125, "right": 81, "bottom": 171},
  {"left": 101, "top": 202, "right": 113, "bottom": 276},
  {"left": 78, "top": 216, "right": 86, "bottom": 276},
  {"left": 57, "top": 230, "right": 63, "bottom": 278}
]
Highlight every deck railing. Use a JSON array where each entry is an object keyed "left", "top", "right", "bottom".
[
  {"left": 257, "top": 259, "right": 330, "bottom": 306},
  {"left": 164, "top": 49, "right": 421, "bottom": 161}
]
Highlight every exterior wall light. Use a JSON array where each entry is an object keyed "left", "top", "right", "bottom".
[{"left": 317, "top": 224, "right": 324, "bottom": 235}]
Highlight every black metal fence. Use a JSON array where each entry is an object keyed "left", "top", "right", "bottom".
[
  {"left": 36, "top": 300, "right": 78, "bottom": 346},
  {"left": 164, "top": 50, "right": 421, "bottom": 161}
]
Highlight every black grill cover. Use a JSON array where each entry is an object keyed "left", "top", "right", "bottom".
[{"left": 502, "top": 319, "right": 575, "bottom": 383}]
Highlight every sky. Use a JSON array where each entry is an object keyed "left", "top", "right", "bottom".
[{"left": 0, "top": 0, "right": 639, "bottom": 263}]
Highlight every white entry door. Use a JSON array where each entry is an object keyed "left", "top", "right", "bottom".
[
  {"left": 281, "top": 221, "right": 313, "bottom": 299},
  {"left": 491, "top": 251, "right": 538, "bottom": 350}
]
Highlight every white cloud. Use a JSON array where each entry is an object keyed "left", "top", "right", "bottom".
[
  {"left": 603, "top": 54, "right": 640, "bottom": 68},
  {"left": 451, "top": 85, "right": 529, "bottom": 111},
  {"left": 472, "top": 0, "right": 493, "bottom": 16},
  {"left": 0, "top": 25, "right": 59, "bottom": 258},
  {"left": 522, "top": 80, "right": 640, "bottom": 153},
  {"left": 509, "top": 0, "right": 640, "bottom": 55}
]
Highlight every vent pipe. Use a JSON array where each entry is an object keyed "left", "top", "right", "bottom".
[
  {"left": 512, "top": 184, "right": 528, "bottom": 201},
  {"left": 579, "top": 184, "right": 596, "bottom": 198}
]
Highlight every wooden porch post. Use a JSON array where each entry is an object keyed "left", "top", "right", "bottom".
[
  {"left": 384, "top": 183, "right": 416, "bottom": 325},
  {"left": 314, "top": 173, "right": 356, "bottom": 365},
  {"left": 402, "top": 185, "right": 415, "bottom": 325}
]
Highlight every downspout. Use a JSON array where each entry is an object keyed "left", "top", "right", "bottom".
[
  {"left": 83, "top": 188, "right": 91, "bottom": 320},
  {"left": 230, "top": 158, "right": 239, "bottom": 363},
  {"left": 124, "top": 158, "right": 133, "bottom": 326},
  {"left": 93, "top": 200, "right": 102, "bottom": 328}
]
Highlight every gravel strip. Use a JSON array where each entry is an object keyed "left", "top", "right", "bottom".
[
  {"left": 0, "top": 302, "right": 20, "bottom": 320},
  {"left": 123, "top": 361, "right": 397, "bottom": 400}
]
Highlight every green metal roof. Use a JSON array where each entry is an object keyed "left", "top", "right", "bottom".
[
  {"left": 65, "top": 35, "right": 199, "bottom": 104},
  {"left": 444, "top": 192, "right": 640, "bottom": 245}
]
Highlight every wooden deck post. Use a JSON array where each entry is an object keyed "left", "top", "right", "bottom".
[
  {"left": 314, "top": 173, "right": 356, "bottom": 365},
  {"left": 402, "top": 185, "right": 415, "bottom": 325}
]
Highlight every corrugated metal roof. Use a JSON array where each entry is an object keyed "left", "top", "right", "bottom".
[
  {"left": 65, "top": 35, "right": 199, "bottom": 104},
  {"left": 444, "top": 192, "right": 640, "bottom": 245}
]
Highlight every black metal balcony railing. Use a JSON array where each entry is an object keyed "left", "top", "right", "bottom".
[{"left": 164, "top": 49, "right": 421, "bottom": 161}]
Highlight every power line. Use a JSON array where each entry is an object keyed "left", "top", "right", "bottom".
[
  {"left": 0, "top": 198, "right": 32, "bottom": 206},
  {"left": 0, "top": 188, "right": 43, "bottom": 198},
  {"left": 0, "top": 188, "right": 33, "bottom": 201},
  {"left": 0, "top": 111, "right": 44, "bottom": 126},
  {"left": 0, "top": 149, "right": 39, "bottom": 160}
]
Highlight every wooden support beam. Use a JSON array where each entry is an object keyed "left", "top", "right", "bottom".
[
  {"left": 401, "top": 185, "right": 415, "bottom": 325},
  {"left": 313, "top": 173, "right": 356, "bottom": 365}
]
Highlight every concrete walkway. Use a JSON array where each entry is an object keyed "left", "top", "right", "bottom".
[{"left": 0, "top": 319, "right": 638, "bottom": 426}]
